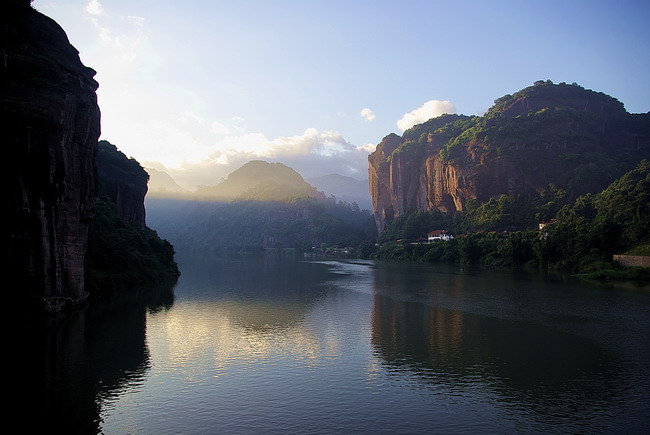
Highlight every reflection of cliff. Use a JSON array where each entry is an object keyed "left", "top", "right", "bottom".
[
  {"left": 370, "top": 293, "right": 621, "bottom": 413},
  {"left": 25, "top": 279, "right": 176, "bottom": 432}
]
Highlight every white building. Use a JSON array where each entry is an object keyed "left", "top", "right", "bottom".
[{"left": 428, "top": 230, "right": 453, "bottom": 242}]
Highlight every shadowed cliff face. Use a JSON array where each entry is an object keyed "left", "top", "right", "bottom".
[
  {"left": 96, "top": 140, "right": 148, "bottom": 229},
  {"left": 3, "top": 1, "right": 101, "bottom": 310},
  {"left": 368, "top": 82, "right": 650, "bottom": 234}
]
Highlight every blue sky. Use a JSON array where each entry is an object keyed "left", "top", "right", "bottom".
[{"left": 33, "top": 0, "right": 650, "bottom": 188}]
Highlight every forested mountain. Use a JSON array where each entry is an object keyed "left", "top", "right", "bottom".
[
  {"left": 145, "top": 160, "right": 375, "bottom": 252},
  {"left": 372, "top": 160, "right": 649, "bottom": 274},
  {"left": 146, "top": 196, "right": 375, "bottom": 253},
  {"left": 193, "top": 160, "right": 325, "bottom": 201},
  {"left": 146, "top": 167, "right": 189, "bottom": 197},
  {"left": 369, "top": 80, "right": 650, "bottom": 234}
]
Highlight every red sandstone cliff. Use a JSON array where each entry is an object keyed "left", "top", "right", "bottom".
[{"left": 368, "top": 82, "right": 650, "bottom": 234}]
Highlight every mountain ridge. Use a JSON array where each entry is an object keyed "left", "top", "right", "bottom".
[
  {"left": 368, "top": 81, "right": 650, "bottom": 234},
  {"left": 306, "top": 173, "right": 372, "bottom": 211}
]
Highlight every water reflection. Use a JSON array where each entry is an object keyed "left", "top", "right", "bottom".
[
  {"left": 144, "top": 253, "right": 340, "bottom": 377},
  {"left": 368, "top": 262, "right": 638, "bottom": 431},
  {"left": 28, "top": 255, "right": 650, "bottom": 434},
  {"left": 25, "top": 278, "right": 176, "bottom": 433}
]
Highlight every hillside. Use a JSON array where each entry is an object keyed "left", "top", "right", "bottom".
[
  {"left": 146, "top": 160, "right": 373, "bottom": 253},
  {"left": 306, "top": 174, "right": 372, "bottom": 211},
  {"left": 194, "top": 160, "right": 325, "bottom": 201},
  {"left": 146, "top": 167, "right": 189, "bottom": 197},
  {"left": 146, "top": 196, "right": 375, "bottom": 253},
  {"left": 372, "top": 160, "right": 650, "bottom": 274},
  {"left": 368, "top": 80, "right": 650, "bottom": 234},
  {"left": 87, "top": 141, "right": 179, "bottom": 292}
]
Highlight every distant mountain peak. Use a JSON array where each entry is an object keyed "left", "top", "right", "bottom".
[
  {"left": 145, "top": 167, "right": 188, "bottom": 197},
  {"left": 194, "top": 160, "right": 324, "bottom": 201},
  {"left": 306, "top": 173, "right": 372, "bottom": 211}
]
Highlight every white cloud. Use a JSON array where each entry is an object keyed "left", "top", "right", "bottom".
[
  {"left": 134, "top": 122, "right": 372, "bottom": 189},
  {"left": 396, "top": 100, "right": 456, "bottom": 131},
  {"left": 85, "top": 0, "right": 104, "bottom": 16},
  {"left": 73, "top": 1, "right": 371, "bottom": 190},
  {"left": 360, "top": 107, "right": 376, "bottom": 122},
  {"left": 357, "top": 143, "right": 377, "bottom": 153},
  {"left": 211, "top": 121, "right": 231, "bottom": 136}
]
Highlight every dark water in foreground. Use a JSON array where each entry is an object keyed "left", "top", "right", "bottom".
[{"left": 28, "top": 253, "right": 650, "bottom": 434}]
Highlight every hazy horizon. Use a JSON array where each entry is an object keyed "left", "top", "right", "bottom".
[{"left": 33, "top": 0, "right": 650, "bottom": 189}]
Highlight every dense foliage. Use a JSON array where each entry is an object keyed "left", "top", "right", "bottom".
[
  {"left": 378, "top": 184, "right": 568, "bottom": 244},
  {"left": 86, "top": 196, "right": 178, "bottom": 292},
  {"left": 379, "top": 81, "right": 650, "bottom": 200},
  {"left": 146, "top": 195, "right": 376, "bottom": 254},
  {"left": 537, "top": 159, "right": 650, "bottom": 271},
  {"left": 369, "top": 161, "right": 650, "bottom": 276},
  {"left": 86, "top": 141, "right": 179, "bottom": 292}
]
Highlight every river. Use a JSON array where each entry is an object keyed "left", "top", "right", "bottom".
[{"left": 28, "top": 252, "right": 650, "bottom": 434}]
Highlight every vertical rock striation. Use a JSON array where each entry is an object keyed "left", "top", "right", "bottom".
[
  {"left": 368, "top": 82, "right": 650, "bottom": 235},
  {"left": 3, "top": 0, "right": 101, "bottom": 310},
  {"left": 96, "top": 140, "right": 148, "bottom": 229}
]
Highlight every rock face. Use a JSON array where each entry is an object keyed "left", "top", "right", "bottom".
[
  {"left": 96, "top": 140, "right": 148, "bottom": 229},
  {"left": 368, "top": 82, "right": 650, "bottom": 234},
  {"left": 4, "top": 1, "right": 101, "bottom": 310}
]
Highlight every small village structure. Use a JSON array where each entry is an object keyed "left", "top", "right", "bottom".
[
  {"left": 538, "top": 219, "right": 557, "bottom": 230},
  {"left": 538, "top": 218, "right": 557, "bottom": 239},
  {"left": 427, "top": 230, "right": 453, "bottom": 242}
]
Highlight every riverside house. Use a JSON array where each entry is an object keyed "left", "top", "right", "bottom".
[{"left": 428, "top": 230, "right": 453, "bottom": 242}]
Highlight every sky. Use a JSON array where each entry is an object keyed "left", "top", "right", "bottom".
[{"left": 33, "top": 0, "right": 650, "bottom": 190}]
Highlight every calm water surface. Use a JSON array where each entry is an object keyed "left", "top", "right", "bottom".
[{"left": 31, "top": 252, "right": 650, "bottom": 434}]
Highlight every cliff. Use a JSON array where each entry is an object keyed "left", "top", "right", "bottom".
[
  {"left": 86, "top": 141, "right": 179, "bottom": 292},
  {"left": 4, "top": 0, "right": 101, "bottom": 310},
  {"left": 96, "top": 140, "right": 148, "bottom": 228},
  {"left": 368, "top": 81, "right": 650, "bottom": 234}
]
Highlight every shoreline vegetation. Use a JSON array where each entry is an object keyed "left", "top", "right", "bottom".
[
  {"left": 147, "top": 160, "right": 649, "bottom": 283},
  {"left": 352, "top": 160, "right": 650, "bottom": 282}
]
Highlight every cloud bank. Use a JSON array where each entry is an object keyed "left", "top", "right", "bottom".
[
  {"left": 133, "top": 110, "right": 372, "bottom": 190},
  {"left": 397, "top": 100, "right": 456, "bottom": 131}
]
